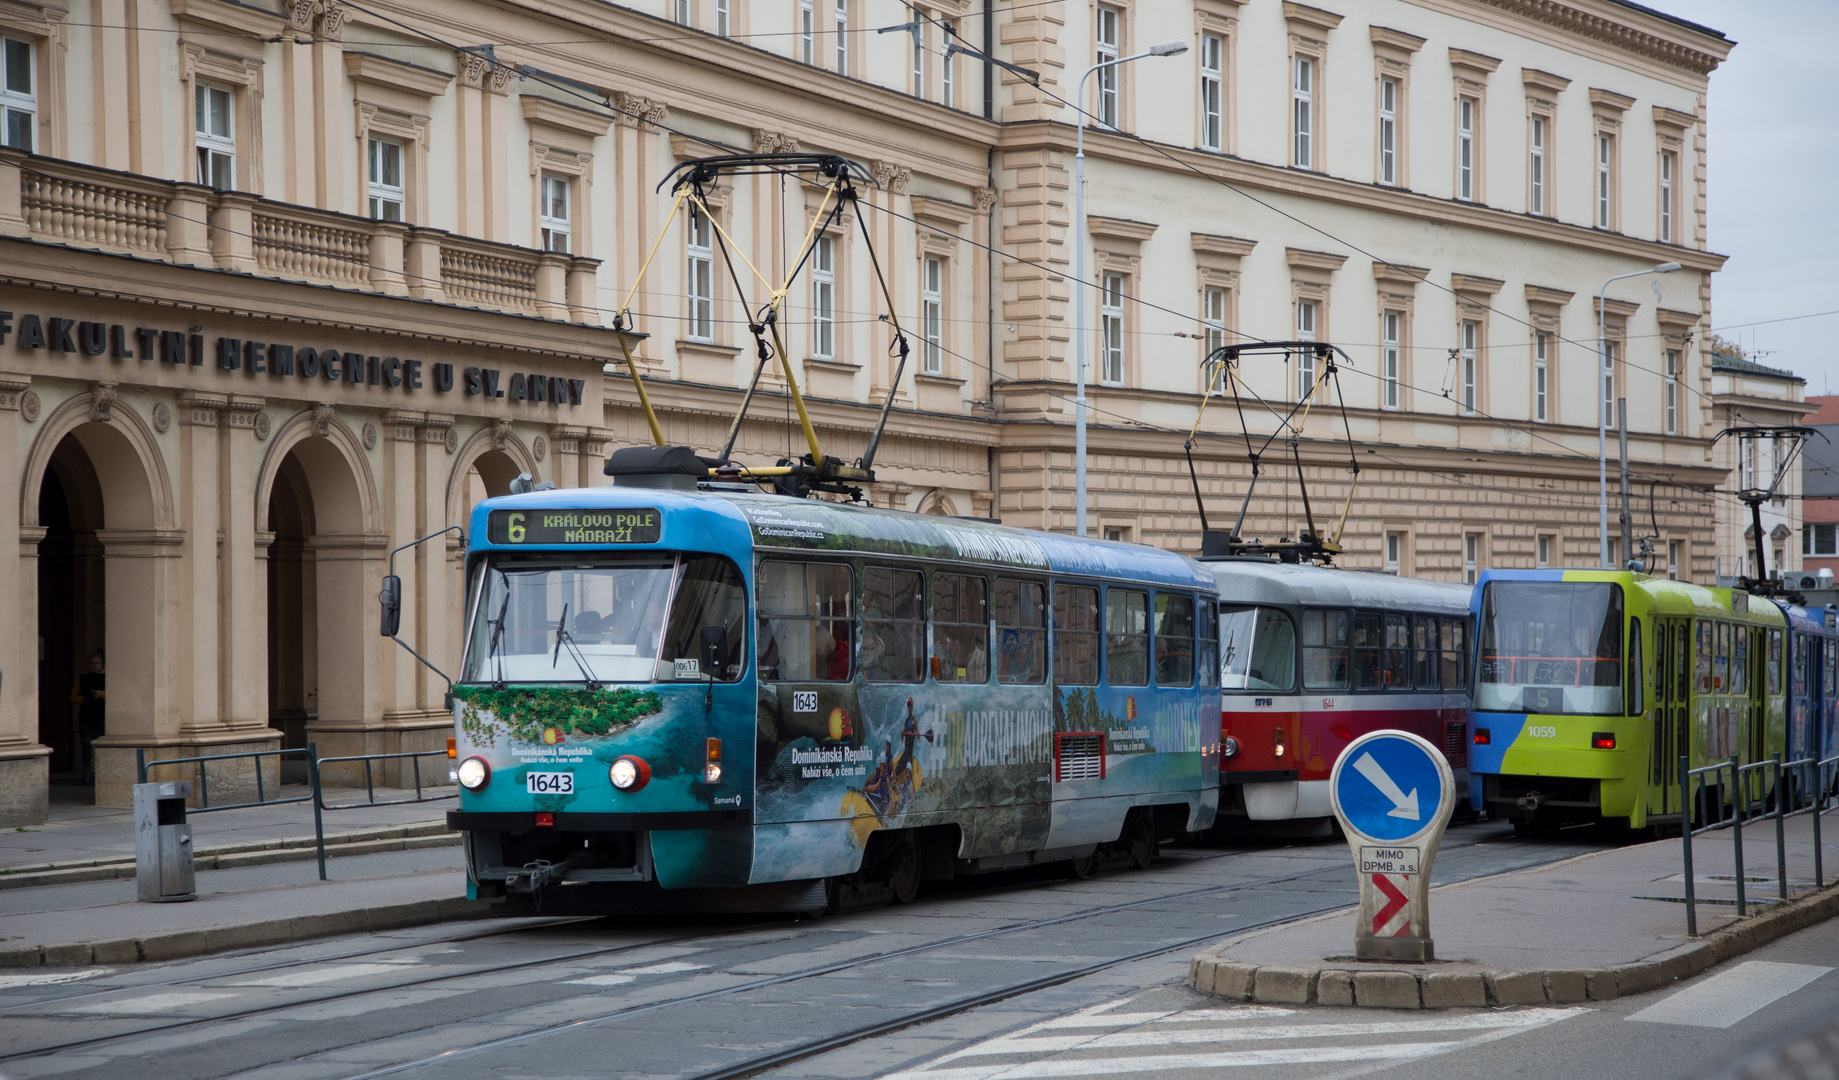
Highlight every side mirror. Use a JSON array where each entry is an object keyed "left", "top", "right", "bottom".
[
  {"left": 700, "top": 625, "right": 729, "bottom": 673},
  {"left": 380, "top": 575, "right": 402, "bottom": 637}
]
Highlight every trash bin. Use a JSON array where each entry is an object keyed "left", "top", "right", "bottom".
[{"left": 134, "top": 780, "right": 196, "bottom": 903}]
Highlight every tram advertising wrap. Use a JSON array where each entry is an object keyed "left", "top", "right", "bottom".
[
  {"left": 447, "top": 485, "right": 1221, "bottom": 913},
  {"left": 1202, "top": 558, "right": 1473, "bottom": 832}
]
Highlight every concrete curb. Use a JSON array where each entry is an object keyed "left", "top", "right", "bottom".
[
  {"left": 0, "top": 896, "right": 494, "bottom": 968},
  {"left": 0, "top": 823, "right": 458, "bottom": 890},
  {"left": 1189, "top": 879, "right": 1839, "bottom": 1009}
]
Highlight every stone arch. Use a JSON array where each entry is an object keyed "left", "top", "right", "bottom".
[
  {"left": 20, "top": 391, "right": 173, "bottom": 530},
  {"left": 253, "top": 409, "right": 382, "bottom": 537},
  {"left": 445, "top": 422, "right": 542, "bottom": 530},
  {"left": 918, "top": 489, "right": 959, "bottom": 517}
]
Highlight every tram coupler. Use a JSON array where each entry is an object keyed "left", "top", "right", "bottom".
[
  {"left": 504, "top": 849, "right": 595, "bottom": 893},
  {"left": 1515, "top": 792, "right": 1542, "bottom": 817}
]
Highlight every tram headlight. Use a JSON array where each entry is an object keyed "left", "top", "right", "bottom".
[
  {"left": 1222, "top": 736, "right": 1240, "bottom": 758},
  {"left": 610, "top": 755, "right": 652, "bottom": 792},
  {"left": 456, "top": 756, "right": 491, "bottom": 791}
]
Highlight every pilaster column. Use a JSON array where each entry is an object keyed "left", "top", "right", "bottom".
[
  {"left": 550, "top": 426, "right": 586, "bottom": 491},
  {"left": 581, "top": 428, "right": 612, "bottom": 490},
  {"left": 209, "top": 192, "right": 259, "bottom": 273},
  {"left": 419, "top": 413, "right": 457, "bottom": 697},
  {"left": 0, "top": 374, "right": 48, "bottom": 825},
  {"left": 220, "top": 397, "right": 266, "bottom": 734},
  {"left": 176, "top": 391, "right": 227, "bottom": 736},
  {"left": 305, "top": 532, "right": 390, "bottom": 780},
  {"left": 90, "top": 527, "right": 187, "bottom": 807},
  {"left": 382, "top": 410, "right": 425, "bottom": 718},
  {"left": 535, "top": 250, "right": 570, "bottom": 320}
]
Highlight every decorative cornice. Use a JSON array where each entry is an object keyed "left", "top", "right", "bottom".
[
  {"left": 1373, "top": 262, "right": 1431, "bottom": 286},
  {"left": 1652, "top": 104, "right": 1697, "bottom": 131},
  {"left": 1521, "top": 67, "right": 1573, "bottom": 95},
  {"left": 1595, "top": 296, "right": 1640, "bottom": 319},
  {"left": 1286, "top": 248, "right": 1350, "bottom": 274},
  {"left": 520, "top": 95, "right": 613, "bottom": 139},
  {"left": 1282, "top": 2, "right": 1345, "bottom": 36},
  {"left": 1087, "top": 216, "right": 1158, "bottom": 244},
  {"left": 1192, "top": 233, "right": 1258, "bottom": 260},
  {"left": 1589, "top": 86, "right": 1636, "bottom": 112},
  {"left": 1449, "top": 48, "right": 1503, "bottom": 78},
  {"left": 1524, "top": 284, "right": 1577, "bottom": 307},
  {"left": 1462, "top": 0, "right": 1728, "bottom": 77},
  {"left": 1451, "top": 272, "right": 1505, "bottom": 296},
  {"left": 342, "top": 52, "right": 454, "bottom": 99},
  {"left": 1369, "top": 26, "right": 1427, "bottom": 55},
  {"left": 910, "top": 196, "right": 974, "bottom": 228}
]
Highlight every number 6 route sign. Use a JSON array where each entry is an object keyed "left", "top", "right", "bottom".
[{"left": 1329, "top": 729, "right": 1456, "bottom": 963}]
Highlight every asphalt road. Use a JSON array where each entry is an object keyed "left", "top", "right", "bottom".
[{"left": 4, "top": 820, "right": 1812, "bottom": 1080}]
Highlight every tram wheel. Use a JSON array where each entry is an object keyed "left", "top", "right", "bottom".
[
  {"left": 886, "top": 835, "right": 921, "bottom": 905},
  {"left": 1064, "top": 853, "right": 1098, "bottom": 879},
  {"left": 1126, "top": 812, "right": 1157, "bottom": 870}
]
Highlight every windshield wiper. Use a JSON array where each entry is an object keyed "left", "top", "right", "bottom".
[
  {"left": 486, "top": 580, "right": 511, "bottom": 690},
  {"left": 551, "top": 603, "right": 603, "bottom": 690}
]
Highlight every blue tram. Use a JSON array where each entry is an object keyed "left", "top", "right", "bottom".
[
  {"left": 446, "top": 473, "right": 1222, "bottom": 912},
  {"left": 1774, "top": 600, "right": 1839, "bottom": 801}
]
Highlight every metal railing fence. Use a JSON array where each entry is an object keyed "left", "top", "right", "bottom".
[{"left": 1679, "top": 751, "right": 1839, "bottom": 937}]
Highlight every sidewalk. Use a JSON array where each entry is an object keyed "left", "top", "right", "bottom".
[
  {"left": 1, "top": 783, "right": 460, "bottom": 888},
  {"left": 1191, "top": 809, "right": 1839, "bottom": 1009}
]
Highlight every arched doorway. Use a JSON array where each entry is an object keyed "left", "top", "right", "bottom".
[
  {"left": 463, "top": 448, "right": 525, "bottom": 519},
  {"left": 266, "top": 452, "right": 316, "bottom": 772},
  {"left": 36, "top": 437, "right": 106, "bottom": 788}
]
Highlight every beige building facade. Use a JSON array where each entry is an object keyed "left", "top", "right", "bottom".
[{"left": 0, "top": 0, "right": 1734, "bottom": 823}]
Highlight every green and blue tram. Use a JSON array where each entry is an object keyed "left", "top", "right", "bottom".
[
  {"left": 1468, "top": 568, "right": 1787, "bottom": 832},
  {"left": 447, "top": 480, "right": 1222, "bottom": 912},
  {"left": 1774, "top": 600, "right": 1839, "bottom": 802}
]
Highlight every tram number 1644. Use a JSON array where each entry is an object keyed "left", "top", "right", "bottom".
[{"left": 526, "top": 772, "right": 575, "bottom": 795}]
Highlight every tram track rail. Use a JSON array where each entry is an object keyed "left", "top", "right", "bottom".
[{"left": 0, "top": 820, "right": 1580, "bottom": 1074}]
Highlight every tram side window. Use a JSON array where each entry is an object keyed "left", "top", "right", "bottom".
[
  {"left": 756, "top": 561, "right": 853, "bottom": 682},
  {"left": 995, "top": 579, "right": 1047, "bottom": 685},
  {"left": 861, "top": 566, "right": 925, "bottom": 682},
  {"left": 1714, "top": 623, "right": 1729, "bottom": 693},
  {"left": 1673, "top": 624, "right": 1689, "bottom": 702},
  {"left": 1053, "top": 583, "right": 1101, "bottom": 686},
  {"left": 1440, "top": 617, "right": 1467, "bottom": 689},
  {"left": 1154, "top": 593, "right": 1196, "bottom": 687},
  {"left": 1302, "top": 608, "right": 1349, "bottom": 690},
  {"left": 1627, "top": 618, "right": 1644, "bottom": 715},
  {"left": 933, "top": 573, "right": 990, "bottom": 683},
  {"left": 1105, "top": 588, "right": 1150, "bottom": 687},
  {"left": 1383, "top": 613, "right": 1411, "bottom": 689},
  {"left": 658, "top": 556, "right": 748, "bottom": 681},
  {"left": 1413, "top": 615, "right": 1439, "bottom": 690},
  {"left": 1770, "top": 629, "right": 1784, "bottom": 696},
  {"left": 1793, "top": 634, "right": 1807, "bottom": 695},
  {"left": 1695, "top": 621, "right": 1711, "bottom": 694},
  {"left": 1824, "top": 640, "right": 1834, "bottom": 700},
  {"left": 1350, "top": 611, "right": 1384, "bottom": 690},
  {"left": 1733, "top": 626, "right": 1748, "bottom": 697},
  {"left": 1198, "top": 601, "right": 1220, "bottom": 689}
]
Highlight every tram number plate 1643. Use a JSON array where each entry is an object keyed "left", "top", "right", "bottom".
[
  {"left": 1358, "top": 846, "right": 1420, "bottom": 875},
  {"left": 526, "top": 772, "right": 574, "bottom": 795}
]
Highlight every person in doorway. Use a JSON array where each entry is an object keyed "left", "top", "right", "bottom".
[{"left": 72, "top": 652, "right": 105, "bottom": 783}]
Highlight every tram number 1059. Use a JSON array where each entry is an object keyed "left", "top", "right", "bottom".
[{"left": 526, "top": 772, "right": 575, "bottom": 795}]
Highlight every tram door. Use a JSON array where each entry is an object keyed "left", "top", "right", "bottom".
[{"left": 1651, "top": 618, "right": 1690, "bottom": 818}]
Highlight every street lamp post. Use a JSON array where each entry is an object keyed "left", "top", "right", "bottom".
[
  {"left": 1597, "top": 261, "right": 1681, "bottom": 567},
  {"left": 1072, "top": 39, "right": 1187, "bottom": 537}
]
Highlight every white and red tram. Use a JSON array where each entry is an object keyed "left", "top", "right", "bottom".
[{"left": 1204, "top": 558, "right": 1473, "bottom": 829}]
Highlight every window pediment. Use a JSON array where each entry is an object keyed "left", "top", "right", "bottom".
[{"left": 344, "top": 51, "right": 452, "bottom": 116}]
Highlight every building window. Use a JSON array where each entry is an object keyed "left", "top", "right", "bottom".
[
  {"left": 1536, "top": 534, "right": 1552, "bottom": 568},
  {"left": 942, "top": 19, "right": 956, "bottom": 108},
  {"left": 1293, "top": 55, "right": 1313, "bottom": 169},
  {"left": 1460, "top": 319, "right": 1478, "bottom": 415},
  {"left": 1665, "top": 348, "right": 1680, "bottom": 435},
  {"left": 1597, "top": 132, "right": 1614, "bottom": 229},
  {"left": 1103, "top": 525, "right": 1129, "bottom": 543},
  {"left": 1668, "top": 539, "right": 1683, "bottom": 580},
  {"left": 1807, "top": 525, "right": 1837, "bottom": 556},
  {"left": 1200, "top": 33, "right": 1224, "bottom": 152},
  {"left": 1296, "top": 299, "right": 1316, "bottom": 400},
  {"left": 1529, "top": 115, "right": 1545, "bottom": 215},
  {"left": 674, "top": 0, "right": 690, "bottom": 25},
  {"left": 1457, "top": 96, "right": 1476, "bottom": 201},
  {"left": 812, "top": 234, "right": 836, "bottom": 359},
  {"left": 195, "top": 82, "right": 235, "bottom": 191},
  {"left": 1534, "top": 331, "right": 1549, "bottom": 423},
  {"left": 1381, "top": 310, "right": 1400, "bottom": 410},
  {"left": 1464, "top": 532, "right": 1481, "bottom": 585},
  {"left": 1203, "top": 286, "right": 1226, "bottom": 389},
  {"left": 539, "top": 174, "right": 570, "bottom": 253},
  {"left": 686, "top": 205, "right": 715, "bottom": 342},
  {"left": 1101, "top": 272, "right": 1125, "bottom": 385},
  {"left": 1659, "top": 149, "right": 1676, "bottom": 243},
  {"left": 1095, "top": 5, "right": 1120, "bottom": 128},
  {"left": 833, "top": 0, "right": 847, "bottom": 74},
  {"left": 1385, "top": 531, "right": 1402, "bottom": 573},
  {"left": 800, "top": 0, "right": 815, "bottom": 64},
  {"left": 922, "top": 255, "right": 944, "bottom": 375},
  {"left": 1378, "top": 76, "right": 1397, "bottom": 186},
  {"left": 1602, "top": 341, "right": 1616, "bottom": 431},
  {"left": 367, "top": 137, "right": 404, "bottom": 221},
  {"left": 912, "top": 19, "right": 925, "bottom": 98},
  {"left": 0, "top": 37, "right": 33, "bottom": 152}
]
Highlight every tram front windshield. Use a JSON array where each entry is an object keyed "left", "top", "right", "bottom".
[
  {"left": 461, "top": 552, "right": 747, "bottom": 685},
  {"left": 1219, "top": 606, "right": 1298, "bottom": 692},
  {"left": 1476, "top": 582, "right": 1623, "bottom": 715}
]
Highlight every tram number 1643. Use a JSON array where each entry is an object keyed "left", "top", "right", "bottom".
[{"left": 526, "top": 772, "right": 575, "bottom": 795}]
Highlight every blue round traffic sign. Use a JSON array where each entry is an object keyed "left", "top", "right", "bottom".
[{"left": 1331, "top": 731, "right": 1451, "bottom": 844}]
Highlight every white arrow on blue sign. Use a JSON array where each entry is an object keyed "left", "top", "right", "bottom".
[{"left": 1332, "top": 732, "right": 1449, "bottom": 844}]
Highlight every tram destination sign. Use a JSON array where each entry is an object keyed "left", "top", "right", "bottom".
[{"left": 488, "top": 509, "right": 661, "bottom": 546}]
